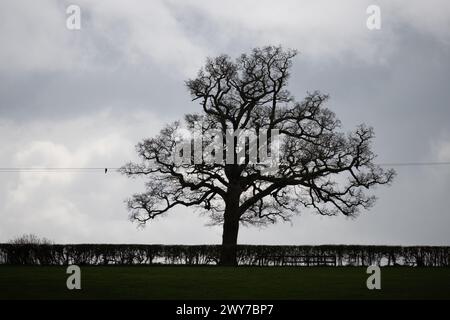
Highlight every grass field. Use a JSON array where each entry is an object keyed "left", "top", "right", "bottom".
[{"left": 0, "top": 266, "right": 449, "bottom": 300}]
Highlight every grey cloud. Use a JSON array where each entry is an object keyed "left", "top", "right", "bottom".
[{"left": 0, "top": 0, "right": 449, "bottom": 245}]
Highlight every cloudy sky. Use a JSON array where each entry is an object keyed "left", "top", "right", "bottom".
[{"left": 1, "top": 0, "right": 449, "bottom": 245}]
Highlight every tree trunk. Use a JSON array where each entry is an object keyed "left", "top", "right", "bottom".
[
  {"left": 220, "top": 211, "right": 239, "bottom": 266},
  {"left": 220, "top": 188, "right": 240, "bottom": 266}
]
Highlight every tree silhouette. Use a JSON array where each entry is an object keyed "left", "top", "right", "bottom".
[{"left": 121, "top": 46, "right": 395, "bottom": 266}]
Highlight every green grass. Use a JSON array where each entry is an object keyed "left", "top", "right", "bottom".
[{"left": 0, "top": 266, "right": 449, "bottom": 300}]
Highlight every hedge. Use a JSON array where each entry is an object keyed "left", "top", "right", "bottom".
[{"left": 0, "top": 244, "right": 448, "bottom": 266}]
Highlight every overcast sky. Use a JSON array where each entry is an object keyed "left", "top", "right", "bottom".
[{"left": 1, "top": 0, "right": 449, "bottom": 245}]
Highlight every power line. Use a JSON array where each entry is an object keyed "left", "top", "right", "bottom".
[
  {"left": 0, "top": 167, "right": 119, "bottom": 173},
  {"left": 0, "top": 168, "right": 120, "bottom": 170},
  {"left": 378, "top": 161, "right": 450, "bottom": 167},
  {"left": 0, "top": 161, "right": 449, "bottom": 173}
]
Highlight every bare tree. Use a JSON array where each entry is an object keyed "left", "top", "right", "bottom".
[
  {"left": 121, "top": 46, "right": 395, "bottom": 266},
  {"left": 8, "top": 234, "right": 53, "bottom": 245}
]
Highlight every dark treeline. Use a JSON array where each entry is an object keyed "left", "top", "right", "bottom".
[{"left": 0, "top": 244, "right": 448, "bottom": 267}]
